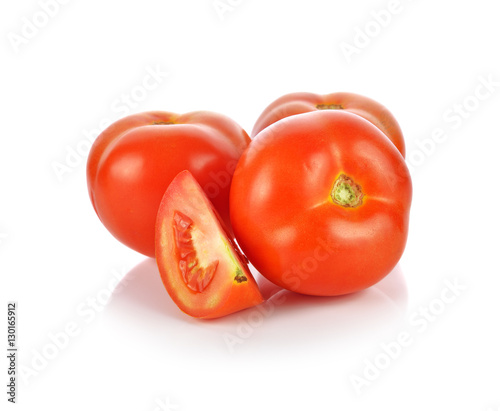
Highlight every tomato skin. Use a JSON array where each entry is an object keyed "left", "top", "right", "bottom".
[
  {"left": 87, "top": 111, "right": 250, "bottom": 257},
  {"left": 230, "top": 110, "right": 412, "bottom": 296},
  {"left": 156, "top": 170, "right": 263, "bottom": 319},
  {"left": 251, "top": 92, "right": 406, "bottom": 158}
]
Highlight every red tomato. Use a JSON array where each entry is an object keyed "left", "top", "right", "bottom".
[
  {"left": 87, "top": 111, "right": 249, "bottom": 257},
  {"left": 251, "top": 91, "right": 406, "bottom": 157},
  {"left": 230, "top": 110, "right": 412, "bottom": 296},
  {"left": 156, "top": 170, "right": 263, "bottom": 318}
]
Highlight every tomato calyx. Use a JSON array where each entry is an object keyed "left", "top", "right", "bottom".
[
  {"left": 331, "top": 174, "right": 364, "bottom": 208},
  {"left": 234, "top": 268, "right": 247, "bottom": 283},
  {"left": 173, "top": 210, "right": 218, "bottom": 293},
  {"left": 316, "top": 103, "right": 343, "bottom": 110},
  {"left": 152, "top": 121, "right": 176, "bottom": 125}
]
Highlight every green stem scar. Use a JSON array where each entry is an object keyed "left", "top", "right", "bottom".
[
  {"left": 152, "top": 121, "right": 175, "bottom": 125},
  {"left": 234, "top": 267, "right": 247, "bottom": 283},
  {"left": 316, "top": 103, "right": 343, "bottom": 110},
  {"left": 331, "top": 174, "right": 364, "bottom": 208}
]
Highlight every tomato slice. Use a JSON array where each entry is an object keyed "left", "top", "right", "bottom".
[{"left": 155, "top": 170, "right": 263, "bottom": 319}]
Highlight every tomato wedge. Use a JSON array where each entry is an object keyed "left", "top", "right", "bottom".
[{"left": 155, "top": 170, "right": 263, "bottom": 319}]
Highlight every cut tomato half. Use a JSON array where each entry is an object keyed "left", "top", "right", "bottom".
[{"left": 155, "top": 170, "right": 263, "bottom": 319}]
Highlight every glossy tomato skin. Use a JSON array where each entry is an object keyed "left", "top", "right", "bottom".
[
  {"left": 251, "top": 92, "right": 406, "bottom": 158},
  {"left": 230, "top": 110, "right": 412, "bottom": 296},
  {"left": 156, "top": 170, "right": 263, "bottom": 319},
  {"left": 87, "top": 111, "right": 250, "bottom": 257}
]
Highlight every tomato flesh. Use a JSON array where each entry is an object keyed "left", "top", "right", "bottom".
[
  {"left": 173, "top": 211, "right": 219, "bottom": 293},
  {"left": 156, "top": 170, "right": 263, "bottom": 319}
]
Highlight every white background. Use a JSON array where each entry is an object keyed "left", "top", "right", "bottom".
[{"left": 2, "top": 0, "right": 500, "bottom": 410}]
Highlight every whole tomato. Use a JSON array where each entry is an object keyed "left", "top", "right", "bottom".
[
  {"left": 87, "top": 111, "right": 249, "bottom": 257},
  {"left": 230, "top": 110, "right": 412, "bottom": 296},
  {"left": 251, "top": 92, "right": 406, "bottom": 157}
]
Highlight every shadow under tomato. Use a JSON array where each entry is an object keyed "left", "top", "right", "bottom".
[
  {"left": 255, "top": 262, "right": 407, "bottom": 312},
  {"left": 108, "top": 256, "right": 408, "bottom": 331},
  {"left": 107, "top": 257, "right": 409, "bottom": 350},
  {"left": 199, "top": 263, "right": 409, "bottom": 348},
  {"left": 110, "top": 256, "right": 407, "bottom": 313},
  {"left": 108, "top": 257, "right": 190, "bottom": 322}
]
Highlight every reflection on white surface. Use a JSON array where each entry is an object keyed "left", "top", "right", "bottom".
[
  {"left": 107, "top": 258, "right": 408, "bottom": 353},
  {"left": 108, "top": 258, "right": 187, "bottom": 321}
]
